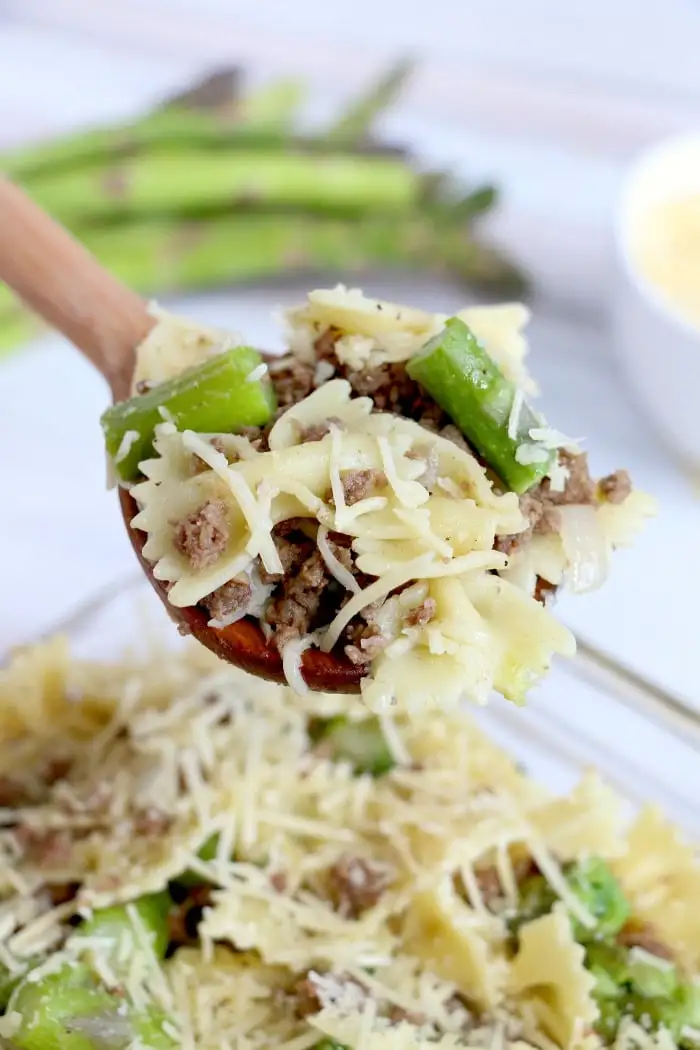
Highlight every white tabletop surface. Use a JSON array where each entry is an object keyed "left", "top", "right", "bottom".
[{"left": 0, "top": 10, "right": 697, "bottom": 719}]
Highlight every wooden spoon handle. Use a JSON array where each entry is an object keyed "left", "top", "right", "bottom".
[{"left": 0, "top": 178, "right": 153, "bottom": 399}]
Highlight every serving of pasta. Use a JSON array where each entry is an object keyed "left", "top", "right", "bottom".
[
  {"left": 0, "top": 637, "right": 697, "bottom": 1050},
  {"left": 102, "top": 288, "right": 656, "bottom": 706}
]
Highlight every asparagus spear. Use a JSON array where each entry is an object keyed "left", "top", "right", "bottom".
[
  {"left": 3, "top": 74, "right": 305, "bottom": 181},
  {"left": 326, "top": 58, "right": 414, "bottom": 143},
  {"left": 25, "top": 148, "right": 419, "bottom": 223},
  {"left": 310, "top": 715, "right": 395, "bottom": 776},
  {"left": 102, "top": 345, "right": 276, "bottom": 481},
  {"left": 0, "top": 213, "right": 525, "bottom": 357},
  {"left": 407, "top": 317, "right": 551, "bottom": 493}
]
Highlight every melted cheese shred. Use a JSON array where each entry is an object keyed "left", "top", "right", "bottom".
[{"left": 0, "top": 638, "right": 697, "bottom": 1050}]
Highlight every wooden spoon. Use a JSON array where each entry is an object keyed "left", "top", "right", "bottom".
[{"left": 0, "top": 179, "right": 362, "bottom": 692}]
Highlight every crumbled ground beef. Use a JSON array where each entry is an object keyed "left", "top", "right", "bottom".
[
  {"left": 342, "top": 469, "right": 387, "bottom": 506},
  {"left": 173, "top": 500, "right": 229, "bottom": 570},
  {"left": 0, "top": 776, "right": 26, "bottom": 808},
  {"left": 132, "top": 806, "right": 173, "bottom": 837},
  {"left": 14, "top": 825, "right": 73, "bottom": 867},
  {"left": 300, "top": 417, "right": 343, "bottom": 443},
  {"left": 293, "top": 971, "right": 366, "bottom": 1017},
  {"left": 599, "top": 468, "right": 632, "bottom": 504},
  {"left": 494, "top": 450, "right": 598, "bottom": 559},
  {"left": 168, "top": 885, "right": 213, "bottom": 947},
  {"left": 202, "top": 578, "right": 252, "bottom": 622},
  {"left": 264, "top": 549, "right": 329, "bottom": 651},
  {"left": 533, "top": 577, "right": 557, "bottom": 606},
  {"left": 388, "top": 1006, "right": 428, "bottom": 1027},
  {"left": 405, "top": 598, "right": 436, "bottom": 628},
  {"left": 328, "top": 854, "right": 393, "bottom": 918},
  {"left": 267, "top": 355, "right": 316, "bottom": 410},
  {"left": 617, "top": 920, "right": 674, "bottom": 960}
]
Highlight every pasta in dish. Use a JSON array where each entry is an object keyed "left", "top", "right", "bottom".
[
  {"left": 0, "top": 638, "right": 696, "bottom": 1050},
  {"left": 102, "top": 288, "right": 656, "bottom": 704}
]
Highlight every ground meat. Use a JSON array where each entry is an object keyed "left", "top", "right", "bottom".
[
  {"left": 292, "top": 971, "right": 366, "bottom": 1017},
  {"left": 344, "top": 621, "right": 390, "bottom": 666},
  {"left": 173, "top": 500, "right": 229, "bottom": 570},
  {"left": 0, "top": 776, "right": 26, "bottom": 808},
  {"left": 342, "top": 469, "right": 387, "bottom": 506},
  {"left": 405, "top": 598, "right": 436, "bottom": 628},
  {"left": 132, "top": 806, "right": 172, "bottom": 837},
  {"left": 265, "top": 549, "right": 330, "bottom": 649},
  {"left": 268, "top": 356, "right": 316, "bottom": 409},
  {"left": 617, "top": 920, "right": 674, "bottom": 961},
  {"left": 599, "top": 468, "right": 632, "bottom": 504},
  {"left": 293, "top": 974, "right": 325, "bottom": 1017},
  {"left": 168, "top": 885, "right": 212, "bottom": 947},
  {"left": 202, "top": 578, "right": 252, "bottom": 622},
  {"left": 328, "top": 854, "right": 393, "bottom": 918},
  {"left": 533, "top": 577, "right": 557, "bottom": 606},
  {"left": 14, "top": 826, "right": 73, "bottom": 868},
  {"left": 46, "top": 881, "right": 81, "bottom": 907},
  {"left": 474, "top": 865, "right": 503, "bottom": 905},
  {"left": 269, "top": 870, "right": 288, "bottom": 893},
  {"left": 388, "top": 1006, "right": 428, "bottom": 1026},
  {"left": 300, "top": 417, "right": 344, "bottom": 443},
  {"left": 494, "top": 450, "right": 598, "bottom": 559}
]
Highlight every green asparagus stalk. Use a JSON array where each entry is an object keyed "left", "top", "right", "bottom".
[
  {"left": 24, "top": 148, "right": 419, "bottom": 223},
  {"left": 3, "top": 74, "right": 305, "bottom": 181},
  {"left": 102, "top": 345, "right": 276, "bottom": 480},
  {"left": 326, "top": 58, "right": 414, "bottom": 143},
  {"left": 309, "top": 715, "right": 395, "bottom": 776},
  {"left": 407, "top": 317, "right": 551, "bottom": 493},
  {"left": 0, "top": 213, "right": 525, "bottom": 356}
]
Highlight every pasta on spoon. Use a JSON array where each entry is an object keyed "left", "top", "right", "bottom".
[{"left": 103, "top": 287, "right": 655, "bottom": 707}]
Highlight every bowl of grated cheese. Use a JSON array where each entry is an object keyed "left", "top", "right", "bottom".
[{"left": 0, "top": 576, "right": 698, "bottom": 1050}]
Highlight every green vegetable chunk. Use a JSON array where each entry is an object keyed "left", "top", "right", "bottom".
[
  {"left": 511, "top": 858, "right": 629, "bottom": 943},
  {"left": 406, "top": 317, "right": 554, "bottom": 494},
  {"left": 627, "top": 950, "right": 679, "bottom": 1000},
  {"left": 0, "top": 957, "right": 36, "bottom": 1008},
  {"left": 9, "top": 965, "right": 173, "bottom": 1050},
  {"left": 9, "top": 895, "right": 174, "bottom": 1050},
  {"left": 566, "top": 857, "right": 630, "bottom": 942},
  {"left": 101, "top": 345, "right": 276, "bottom": 482},
  {"left": 314, "top": 1041, "right": 350, "bottom": 1050},
  {"left": 76, "top": 892, "right": 171, "bottom": 965},
  {"left": 310, "top": 716, "right": 395, "bottom": 777}
]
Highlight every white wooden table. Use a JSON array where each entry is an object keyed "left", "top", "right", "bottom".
[{"left": 0, "top": 5, "right": 698, "bottom": 717}]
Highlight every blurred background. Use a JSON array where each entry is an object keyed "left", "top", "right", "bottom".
[{"left": 0, "top": 1, "right": 699, "bottom": 712}]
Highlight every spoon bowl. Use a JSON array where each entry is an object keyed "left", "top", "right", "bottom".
[{"left": 119, "top": 489, "right": 363, "bottom": 691}]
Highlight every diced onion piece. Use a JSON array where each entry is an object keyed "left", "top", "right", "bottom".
[{"left": 559, "top": 504, "right": 610, "bottom": 595}]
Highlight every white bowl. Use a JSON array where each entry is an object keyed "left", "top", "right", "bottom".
[{"left": 613, "top": 132, "right": 700, "bottom": 468}]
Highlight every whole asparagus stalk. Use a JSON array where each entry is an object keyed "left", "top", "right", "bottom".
[
  {"left": 4, "top": 60, "right": 412, "bottom": 183},
  {"left": 3, "top": 75, "right": 305, "bottom": 181},
  {"left": 0, "top": 211, "right": 525, "bottom": 353},
  {"left": 24, "top": 149, "right": 420, "bottom": 223}
]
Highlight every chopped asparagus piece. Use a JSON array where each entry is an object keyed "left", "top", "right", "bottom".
[
  {"left": 9, "top": 965, "right": 174, "bottom": 1050},
  {"left": 310, "top": 716, "right": 395, "bottom": 777},
  {"left": 406, "top": 317, "right": 554, "bottom": 493},
  {"left": 0, "top": 957, "right": 36, "bottom": 1008},
  {"left": 511, "top": 858, "right": 629, "bottom": 943},
  {"left": 76, "top": 892, "right": 171, "bottom": 965},
  {"left": 101, "top": 344, "right": 276, "bottom": 481},
  {"left": 314, "top": 1041, "right": 350, "bottom": 1050},
  {"left": 566, "top": 857, "right": 630, "bottom": 942},
  {"left": 627, "top": 950, "right": 679, "bottom": 1000},
  {"left": 586, "top": 942, "right": 628, "bottom": 1000}
]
